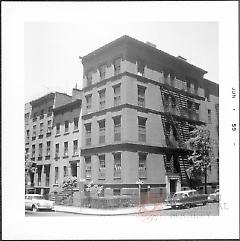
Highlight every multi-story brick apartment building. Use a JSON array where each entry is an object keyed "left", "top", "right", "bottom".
[
  {"left": 51, "top": 89, "right": 82, "bottom": 192},
  {"left": 80, "top": 35, "right": 219, "bottom": 199}
]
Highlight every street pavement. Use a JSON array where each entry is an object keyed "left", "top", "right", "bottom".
[{"left": 25, "top": 203, "right": 219, "bottom": 216}]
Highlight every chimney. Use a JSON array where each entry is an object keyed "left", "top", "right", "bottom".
[{"left": 145, "top": 41, "right": 157, "bottom": 48}]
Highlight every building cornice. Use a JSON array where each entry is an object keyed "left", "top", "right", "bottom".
[{"left": 53, "top": 99, "right": 82, "bottom": 115}]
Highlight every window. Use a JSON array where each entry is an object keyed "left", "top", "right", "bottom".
[
  {"left": 205, "top": 89, "right": 210, "bottom": 101},
  {"left": 40, "top": 109, "right": 44, "bottom": 119},
  {"left": 85, "top": 156, "right": 91, "bottom": 179},
  {"left": 99, "top": 89, "right": 106, "bottom": 110},
  {"left": 71, "top": 163, "right": 77, "bottom": 177},
  {"left": 99, "top": 155, "right": 106, "bottom": 180},
  {"left": 63, "top": 166, "right": 68, "bottom": 178},
  {"left": 113, "top": 116, "right": 121, "bottom": 141},
  {"left": 54, "top": 167, "right": 59, "bottom": 184},
  {"left": 113, "top": 189, "right": 121, "bottom": 196},
  {"left": 99, "top": 155, "right": 106, "bottom": 168},
  {"left": 56, "top": 123, "right": 60, "bottom": 135},
  {"left": 114, "top": 152, "right": 121, "bottom": 178},
  {"left": 113, "top": 58, "right": 121, "bottom": 75},
  {"left": 85, "top": 123, "right": 91, "bottom": 146},
  {"left": 113, "top": 85, "right": 121, "bottom": 106},
  {"left": 86, "top": 94, "right": 92, "bottom": 113},
  {"left": 25, "top": 113, "right": 30, "bottom": 124},
  {"left": 55, "top": 143, "right": 60, "bottom": 158},
  {"left": 138, "top": 85, "right": 146, "bottom": 107},
  {"left": 194, "top": 83, "right": 198, "bottom": 95},
  {"left": 38, "top": 143, "right": 43, "bottom": 157},
  {"left": 138, "top": 152, "right": 147, "bottom": 179},
  {"left": 64, "top": 141, "right": 68, "bottom": 156},
  {"left": 33, "top": 112, "right": 38, "bottom": 121},
  {"left": 39, "top": 123, "right": 44, "bottom": 135},
  {"left": 33, "top": 125, "right": 36, "bottom": 137},
  {"left": 138, "top": 117, "right": 147, "bottom": 142},
  {"left": 37, "top": 167, "right": 41, "bottom": 186},
  {"left": 99, "top": 64, "right": 107, "bottom": 80},
  {"left": 98, "top": 119, "right": 105, "bottom": 144},
  {"left": 65, "top": 120, "right": 69, "bottom": 133},
  {"left": 137, "top": 60, "right": 145, "bottom": 76},
  {"left": 186, "top": 81, "right": 191, "bottom": 92},
  {"left": 47, "top": 120, "right": 52, "bottom": 133},
  {"left": 46, "top": 141, "right": 51, "bottom": 156},
  {"left": 208, "top": 109, "right": 212, "bottom": 123},
  {"left": 74, "top": 117, "right": 79, "bottom": 130},
  {"left": 26, "top": 130, "right": 30, "bottom": 141},
  {"left": 86, "top": 71, "right": 93, "bottom": 86},
  {"left": 32, "top": 145, "right": 35, "bottom": 158},
  {"left": 73, "top": 140, "right": 78, "bottom": 156},
  {"left": 48, "top": 106, "right": 53, "bottom": 115}
]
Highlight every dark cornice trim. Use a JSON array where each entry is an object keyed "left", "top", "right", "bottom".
[
  {"left": 53, "top": 99, "right": 82, "bottom": 115},
  {"left": 82, "top": 72, "right": 206, "bottom": 101},
  {"left": 81, "top": 143, "right": 190, "bottom": 156},
  {"left": 82, "top": 103, "right": 206, "bottom": 126}
]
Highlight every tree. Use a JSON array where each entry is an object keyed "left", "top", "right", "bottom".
[
  {"left": 62, "top": 176, "right": 78, "bottom": 204},
  {"left": 25, "top": 152, "right": 36, "bottom": 193},
  {"left": 185, "top": 125, "right": 217, "bottom": 194}
]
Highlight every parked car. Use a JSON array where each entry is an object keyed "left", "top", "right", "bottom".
[
  {"left": 25, "top": 194, "right": 54, "bottom": 212},
  {"left": 208, "top": 188, "right": 219, "bottom": 202},
  {"left": 166, "top": 190, "right": 208, "bottom": 209}
]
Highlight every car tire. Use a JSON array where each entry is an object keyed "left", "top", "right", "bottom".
[
  {"left": 202, "top": 202, "right": 207, "bottom": 206},
  {"left": 32, "top": 205, "right": 38, "bottom": 212}
]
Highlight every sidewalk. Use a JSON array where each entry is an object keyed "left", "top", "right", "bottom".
[{"left": 53, "top": 202, "right": 171, "bottom": 215}]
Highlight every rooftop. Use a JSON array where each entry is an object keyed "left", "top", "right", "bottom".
[{"left": 82, "top": 35, "right": 207, "bottom": 74}]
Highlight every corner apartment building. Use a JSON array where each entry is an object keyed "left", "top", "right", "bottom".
[{"left": 80, "top": 35, "right": 219, "bottom": 198}]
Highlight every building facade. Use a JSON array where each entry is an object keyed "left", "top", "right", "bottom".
[
  {"left": 25, "top": 35, "right": 219, "bottom": 201},
  {"left": 80, "top": 35, "right": 219, "bottom": 199}
]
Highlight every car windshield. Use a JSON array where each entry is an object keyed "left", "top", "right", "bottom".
[
  {"left": 32, "top": 196, "right": 44, "bottom": 200},
  {"left": 173, "top": 193, "right": 186, "bottom": 199}
]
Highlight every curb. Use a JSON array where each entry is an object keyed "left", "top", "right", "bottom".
[{"left": 53, "top": 204, "right": 171, "bottom": 216}]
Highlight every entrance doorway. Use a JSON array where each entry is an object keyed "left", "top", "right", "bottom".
[{"left": 170, "top": 179, "right": 177, "bottom": 195}]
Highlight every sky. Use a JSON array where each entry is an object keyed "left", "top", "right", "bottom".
[{"left": 24, "top": 22, "right": 218, "bottom": 103}]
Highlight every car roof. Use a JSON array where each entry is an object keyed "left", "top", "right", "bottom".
[
  {"left": 174, "top": 190, "right": 197, "bottom": 194},
  {"left": 25, "top": 194, "right": 43, "bottom": 196}
]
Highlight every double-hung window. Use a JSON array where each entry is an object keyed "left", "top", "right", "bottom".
[
  {"left": 113, "top": 116, "right": 121, "bottom": 141},
  {"left": 138, "top": 152, "right": 147, "bottom": 179},
  {"left": 114, "top": 152, "right": 121, "bottom": 179},
  {"left": 55, "top": 143, "right": 59, "bottom": 158},
  {"left": 86, "top": 94, "right": 92, "bottom": 113},
  {"left": 46, "top": 141, "right": 51, "bottom": 156},
  {"left": 138, "top": 85, "right": 146, "bottom": 107},
  {"left": 73, "top": 140, "right": 78, "bottom": 156},
  {"left": 113, "top": 85, "right": 121, "bottom": 106},
  {"left": 98, "top": 119, "right": 105, "bottom": 144},
  {"left": 113, "top": 58, "right": 121, "bottom": 75},
  {"left": 85, "top": 123, "right": 91, "bottom": 146},
  {"left": 54, "top": 167, "right": 59, "bottom": 184},
  {"left": 74, "top": 117, "right": 79, "bottom": 130},
  {"left": 65, "top": 120, "right": 69, "bottom": 133},
  {"left": 64, "top": 141, "right": 68, "bottom": 157},
  {"left": 99, "top": 89, "right": 106, "bottom": 110},
  {"left": 99, "top": 64, "right": 107, "bottom": 80},
  {"left": 85, "top": 156, "right": 92, "bottom": 179},
  {"left": 138, "top": 117, "right": 147, "bottom": 142}
]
